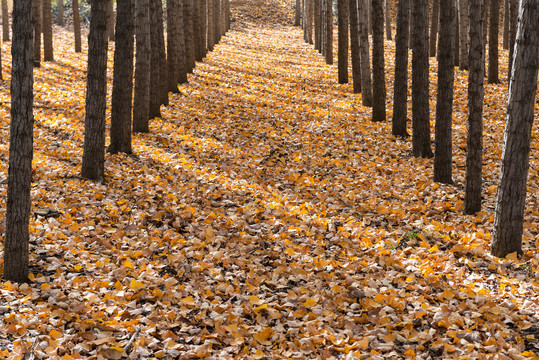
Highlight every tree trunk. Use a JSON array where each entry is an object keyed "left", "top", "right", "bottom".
[
  {"left": 385, "top": 0, "right": 392, "bottom": 40},
  {"left": 207, "top": 0, "right": 214, "bottom": 50},
  {"left": 2, "top": 0, "right": 9, "bottom": 41},
  {"left": 193, "top": 0, "right": 202, "bottom": 61},
  {"left": 57, "top": 0, "right": 64, "bottom": 26},
  {"left": 458, "top": 0, "right": 469, "bottom": 69},
  {"left": 149, "top": 0, "right": 162, "bottom": 119},
  {"left": 213, "top": 0, "right": 219, "bottom": 45},
  {"left": 321, "top": 0, "right": 326, "bottom": 52},
  {"left": 371, "top": 0, "right": 386, "bottom": 122},
  {"left": 107, "top": 0, "right": 115, "bottom": 41},
  {"left": 133, "top": 0, "right": 151, "bottom": 133},
  {"left": 4, "top": 0, "right": 34, "bottom": 283},
  {"left": 73, "top": 0, "right": 81, "bottom": 52},
  {"left": 184, "top": 0, "right": 195, "bottom": 73},
  {"left": 464, "top": 0, "right": 485, "bottom": 214},
  {"left": 507, "top": 0, "right": 517, "bottom": 79},
  {"left": 155, "top": 0, "right": 168, "bottom": 106},
  {"left": 325, "top": 0, "right": 333, "bottom": 64},
  {"left": 357, "top": 0, "right": 372, "bottom": 106},
  {"left": 338, "top": 0, "right": 349, "bottom": 84},
  {"left": 392, "top": 0, "right": 410, "bottom": 136},
  {"left": 454, "top": 4, "right": 460, "bottom": 66},
  {"left": 176, "top": 0, "right": 187, "bottom": 84},
  {"left": 306, "top": 0, "right": 313, "bottom": 44},
  {"left": 80, "top": 0, "right": 109, "bottom": 181},
  {"left": 200, "top": 0, "right": 207, "bottom": 58},
  {"left": 33, "top": 0, "right": 41, "bottom": 66},
  {"left": 109, "top": 0, "right": 134, "bottom": 155},
  {"left": 429, "top": 0, "right": 439, "bottom": 56},
  {"left": 42, "top": 0, "right": 53, "bottom": 61},
  {"left": 296, "top": 0, "right": 302, "bottom": 26},
  {"left": 492, "top": 0, "right": 538, "bottom": 258},
  {"left": 367, "top": 0, "right": 372, "bottom": 34},
  {"left": 488, "top": 0, "right": 499, "bottom": 83},
  {"left": 349, "top": 0, "right": 362, "bottom": 93},
  {"left": 502, "top": 0, "right": 509, "bottom": 49},
  {"left": 225, "top": 0, "right": 230, "bottom": 31},
  {"left": 411, "top": 0, "right": 432, "bottom": 157},
  {"left": 314, "top": 0, "right": 321, "bottom": 51},
  {"left": 434, "top": 0, "right": 456, "bottom": 183}
]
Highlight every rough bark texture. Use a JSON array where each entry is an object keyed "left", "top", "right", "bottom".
[
  {"left": 492, "top": 0, "right": 538, "bottom": 258},
  {"left": 81, "top": 0, "right": 109, "bottom": 181},
  {"left": 503, "top": 0, "right": 509, "bottom": 49},
  {"left": 107, "top": 0, "right": 115, "bottom": 41},
  {"left": 176, "top": 0, "right": 187, "bottom": 84},
  {"left": 296, "top": 0, "right": 302, "bottom": 26},
  {"left": 42, "top": 0, "right": 53, "bottom": 61},
  {"left": 371, "top": 0, "right": 386, "bottom": 122},
  {"left": 155, "top": 0, "right": 168, "bottom": 106},
  {"left": 200, "top": 0, "right": 207, "bottom": 58},
  {"left": 314, "top": 0, "right": 320, "bottom": 50},
  {"left": 149, "top": 0, "right": 162, "bottom": 119},
  {"left": 225, "top": 0, "right": 230, "bottom": 31},
  {"left": 385, "top": 0, "right": 391, "bottom": 40},
  {"left": 321, "top": 0, "right": 326, "bottom": 52},
  {"left": 392, "top": 0, "right": 410, "bottom": 136},
  {"left": 429, "top": 0, "right": 439, "bottom": 56},
  {"left": 464, "top": 0, "right": 485, "bottom": 214},
  {"left": 488, "top": 0, "right": 499, "bottom": 83},
  {"left": 4, "top": 0, "right": 34, "bottom": 283},
  {"left": 207, "top": 0, "right": 215, "bottom": 50},
  {"left": 33, "top": 0, "right": 41, "bottom": 66},
  {"left": 73, "top": 0, "right": 81, "bottom": 52},
  {"left": 57, "top": 0, "right": 64, "bottom": 26},
  {"left": 193, "top": 0, "right": 203, "bottom": 61},
  {"left": 306, "top": 0, "right": 313, "bottom": 44},
  {"left": 167, "top": 0, "right": 179, "bottom": 93},
  {"left": 325, "top": 0, "right": 333, "bottom": 64},
  {"left": 454, "top": 5, "right": 460, "bottom": 66},
  {"left": 507, "top": 0, "right": 517, "bottom": 79},
  {"left": 349, "top": 0, "right": 362, "bottom": 93},
  {"left": 133, "top": 0, "right": 151, "bottom": 133},
  {"left": 2, "top": 0, "right": 9, "bottom": 41},
  {"left": 434, "top": 0, "right": 456, "bottom": 183},
  {"left": 458, "top": 0, "right": 469, "bottom": 69},
  {"left": 411, "top": 0, "right": 432, "bottom": 158},
  {"left": 184, "top": 0, "right": 195, "bottom": 73},
  {"left": 109, "top": 0, "right": 134, "bottom": 154},
  {"left": 213, "top": 0, "right": 220, "bottom": 45},
  {"left": 338, "top": 0, "right": 349, "bottom": 83},
  {"left": 357, "top": 0, "right": 372, "bottom": 106}
]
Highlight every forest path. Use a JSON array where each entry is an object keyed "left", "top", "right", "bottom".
[{"left": 0, "top": 0, "right": 538, "bottom": 358}]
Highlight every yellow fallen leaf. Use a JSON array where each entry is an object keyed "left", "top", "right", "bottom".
[
  {"left": 129, "top": 279, "right": 145, "bottom": 291},
  {"left": 303, "top": 298, "right": 317, "bottom": 308},
  {"left": 428, "top": 244, "right": 439, "bottom": 252},
  {"left": 122, "top": 259, "right": 134, "bottom": 269},
  {"left": 49, "top": 329, "right": 62, "bottom": 340},
  {"left": 253, "top": 327, "right": 273, "bottom": 345},
  {"left": 181, "top": 296, "right": 196, "bottom": 305},
  {"left": 249, "top": 295, "right": 264, "bottom": 305},
  {"left": 505, "top": 252, "right": 518, "bottom": 260},
  {"left": 254, "top": 303, "right": 268, "bottom": 313}
]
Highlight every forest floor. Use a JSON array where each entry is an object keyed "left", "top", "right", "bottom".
[{"left": 1, "top": 0, "right": 539, "bottom": 359}]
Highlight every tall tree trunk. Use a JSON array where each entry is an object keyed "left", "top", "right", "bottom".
[
  {"left": 487, "top": 0, "right": 499, "bottom": 83},
  {"left": 200, "top": 0, "right": 207, "bottom": 58},
  {"left": 184, "top": 0, "right": 195, "bottom": 73},
  {"left": 385, "top": 0, "right": 392, "bottom": 40},
  {"left": 149, "top": 0, "right": 162, "bottom": 119},
  {"left": 156, "top": 0, "right": 168, "bottom": 106},
  {"left": 207, "top": 0, "right": 214, "bottom": 50},
  {"left": 133, "top": 0, "right": 151, "bottom": 133},
  {"left": 392, "top": 0, "right": 410, "bottom": 136},
  {"left": 167, "top": 0, "right": 179, "bottom": 93},
  {"left": 492, "top": 0, "right": 538, "bottom": 258},
  {"left": 325, "top": 0, "right": 333, "bottom": 64},
  {"left": 4, "top": 0, "right": 34, "bottom": 283},
  {"left": 109, "top": 0, "right": 134, "bottom": 155},
  {"left": 296, "top": 0, "right": 302, "bottom": 26},
  {"left": 367, "top": 0, "right": 372, "bottom": 34},
  {"left": 225, "top": 0, "right": 230, "bottom": 31},
  {"left": 42, "top": 0, "right": 53, "bottom": 61},
  {"left": 502, "top": 0, "right": 509, "bottom": 49},
  {"left": 458, "top": 0, "right": 469, "bottom": 69},
  {"left": 193, "top": 0, "right": 202, "bottom": 61},
  {"left": 429, "top": 0, "right": 439, "bottom": 56},
  {"left": 507, "top": 0, "right": 517, "bottom": 79},
  {"left": 107, "top": 0, "right": 115, "bottom": 41},
  {"left": 454, "top": 4, "right": 460, "bottom": 66},
  {"left": 464, "top": 0, "right": 485, "bottom": 214},
  {"left": 306, "top": 0, "right": 313, "bottom": 44},
  {"left": 315, "top": 0, "right": 321, "bottom": 51},
  {"left": 321, "top": 0, "right": 326, "bottom": 52},
  {"left": 2, "top": 0, "right": 9, "bottom": 41},
  {"left": 81, "top": 0, "right": 109, "bottom": 181},
  {"left": 349, "top": 0, "right": 362, "bottom": 93},
  {"left": 213, "top": 0, "right": 219, "bottom": 45},
  {"left": 411, "top": 0, "right": 432, "bottom": 157},
  {"left": 357, "top": 0, "right": 372, "bottom": 106},
  {"left": 73, "top": 0, "right": 81, "bottom": 52},
  {"left": 57, "top": 0, "right": 64, "bottom": 26},
  {"left": 371, "top": 0, "right": 386, "bottom": 122},
  {"left": 176, "top": 0, "right": 187, "bottom": 84},
  {"left": 434, "top": 0, "right": 456, "bottom": 183},
  {"left": 338, "top": 0, "right": 349, "bottom": 84},
  {"left": 33, "top": 0, "right": 41, "bottom": 66}
]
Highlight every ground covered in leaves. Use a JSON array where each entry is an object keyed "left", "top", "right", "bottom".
[{"left": 1, "top": 0, "right": 539, "bottom": 359}]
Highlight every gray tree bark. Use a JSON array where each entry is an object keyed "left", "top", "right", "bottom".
[
  {"left": 508, "top": 0, "right": 517, "bottom": 79},
  {"left": 464, "top": 0, "right": 485, "bottom": 214},
  {"left": 4, "top": 0, "right": 34, "bottom": 283},
  {"left": 349, "top": 0, "right": 362, "bottom": 93},
  {"left": 338, "top": 0, "right": 349, "bottom": 83},
  {"left": 296, "top": 0, "right": 302, "bottom": 26},
  {"left": 2, "top": 0, "right": 9, "bottom": 40},
  {"left": 42, "top": 0, "right": 53, "bottom": 61},
  {"left": 133, "top": 0, "right": 151, "bottom": 132},
  {"left": 492, "top": 0, "right": 538, "bottom": 258},
  {"left": 73, "top": 0, "right": 81, "bottom": 52},
  {"left": 429, "top": 0, "right": 439, "bottom": 56},
  {"left": 434, "top": 0, "right": 456, "bottom": 183},
  {"left": 392, "top": 0, "right": 410, "bottom": 136},
  {"left": 81, "top": 0, "right": 109, "bottom": 181},
  {"left": 57, "top": 0, "right": 64, "bottom": 26},
  {"left": 488, "top": 0, "right": 499, "bottom": 83},
  {"left": 325, "top": 0, "right": 333, "bottom": 64},
  {"left": 357, "top": 0, "right": 372, "bottom": 106},
  {"left": 33, "top": 0, "right": 41, "bottom": 66},
  {"left": 149, "top": 0, "right": 162, "bottom": 119},
  {"left": 371, "top": 0, "right": 386, "bottom": 122},
  {"left": 458, "top": 0, "right": 469, "bottom": 69}
]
